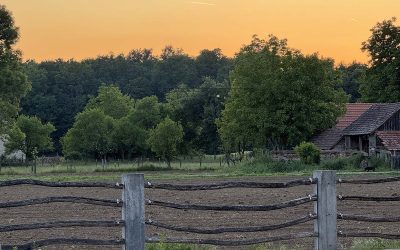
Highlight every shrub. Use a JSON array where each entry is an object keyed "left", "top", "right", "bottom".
[
  {"left": 368, "top": 156, "right": 390, "bottom": 170},
  {"left": 295, "top": 142, "right": 320, "bottom": 165},
  {"left": 321, "top": 153, "right": 364, "bottom": 171},
  {"left": 321, "top": 157, "right": 348, "bottom": 170}
]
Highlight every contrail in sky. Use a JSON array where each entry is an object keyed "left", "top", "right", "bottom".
[{"left": 190, "top": 1, "right": 216, "bottom": 6}]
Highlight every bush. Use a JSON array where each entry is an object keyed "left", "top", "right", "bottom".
[
  {"left": 368, "top": 156, "right": 390, "bottom": 170},
  {"left": 321, "top": 153, "right": 364, "bottom": 171},
  {"left": 295, "top": 142, "right": 320, "bottom": 165},
  {"left": 321, "top": 157, "right": 348, "bottom": 170},
  {"left": 228, "top": 154, "right": 312, "bottom": 174}
]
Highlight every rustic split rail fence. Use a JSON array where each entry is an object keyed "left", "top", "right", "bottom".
[{"left": 0, "top": 171, "right": 400, "bottom": 249}]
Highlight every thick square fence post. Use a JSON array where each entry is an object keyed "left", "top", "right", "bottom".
[
  {"left": 122, "top": 174, "right": 145, "bottom": 250},
  {"left": 313, "top": 170, "right": 337, "bottom": 250}
]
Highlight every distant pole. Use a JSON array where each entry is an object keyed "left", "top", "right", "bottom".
[
  {"left": 313, "top": 170, "right": 337, "bottom": 250},
  {"left": 122, "top": 174, "right": 145, "bottom": 250}
]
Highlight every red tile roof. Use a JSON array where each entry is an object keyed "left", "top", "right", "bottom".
[
  {"left": 376, "top": 131, "right": 400, "bottom": 151},
  {"left": 312, "top": 103, "right": 373, "bottom": 149},
  {"left": 336, "top": 103, "right": 373, "bottom": 129},
  {"left": 343, "top": 103, "right": 400, "bottom": 135}
]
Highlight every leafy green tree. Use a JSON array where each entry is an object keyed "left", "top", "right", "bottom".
[
  {"left": 218, "top": 35, "right": 347, "bottom": 151},
  {"left": 195, "top": 49, "right": 233, "bottom": 82},
  {"left": 166, "top": 78, "right": 229, "bottom": 155},
  {"left": 152, "top": 46, "right": 200, "bottom": 96},
  {"left": 113, "top": 113, "right": 148, "bottom": 160},
  {"left": 147, "top": 118, "right": 184, "bottom": 168},
  {"left": 337, "top": 63, "right": 367, "bottom": 102},
  {"left": 0, "top": 5, "right": 31, "bottom": 134},
  {"left": 5, "top": 115, "right": 55, "bottom": 160},
  {"left": 131, "top": 96, "right": 162, "bottom": 129},
  {"left": 86, "top": 84, "right": 134, "bottom": 119},
  {"left": 359, "top": 17, "right": 400, "bottom": 102},
  {"left": 62, "top": 109, "right": 115, "bottom": 160}
]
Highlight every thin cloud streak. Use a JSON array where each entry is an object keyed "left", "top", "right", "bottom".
[
  {"left": 190, "top": 1, "right": 216, "bottom": 6},
  {"left": 350, "top": 17, "right": 359, "bottom": 22}
]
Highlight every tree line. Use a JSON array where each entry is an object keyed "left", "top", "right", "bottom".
[{"left": 1, "top": 4, "right": 400, "bottom": 163}]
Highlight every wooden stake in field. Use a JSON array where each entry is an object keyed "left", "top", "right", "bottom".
[
  {"left": 313, "top": 170, "right": 337, "bottom": 250},
  {"left": 122, "top": 174, "right": 145, "bottom": 250}
]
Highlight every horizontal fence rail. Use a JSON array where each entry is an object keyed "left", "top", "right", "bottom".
[
  {"left": 0, "top": 220, "right": 124, "bottom": 232},
  {"left": 338, "top": 232, "right": 400, "bottom": 240},
  {"left": 146, "top": 232, "right": 317, "bottom": 246},
  {"left": 146, "top": 213, "right": 316, "bottom": 234},
  {"left": 1, "top": 238, "right": 125, "bottom": 250},
  {"left": 338, "top": 195, "right": 400, "bottom": 202},
  {"left": 338, "top": 176, "right": 400, "bottom": 184},
  {"left": 0, "top": 196, "right": 122, "bottom": 208},
  {"left": 145, "top": 178, "right": 316, "bottom": 190},
  {"left": 338, "top": 213, "right": 400, "bottom": 222},
  {"left": 146, "top": 195, "right": 316, "bottom": 211},
  {"left": 0, "top": 179, "right": 123, "bottom": 189}
]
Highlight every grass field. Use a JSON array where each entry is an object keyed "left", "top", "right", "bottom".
[{"left": 0, "top": 153, "right": 399, "bottom": 182}]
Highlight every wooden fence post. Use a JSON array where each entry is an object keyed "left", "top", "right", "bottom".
[
  {"left": 122, "top": 174, "right": 145, "bottom": 250},
  {"left": 313, "top": 170, "right": 337, "bottom": 250}
]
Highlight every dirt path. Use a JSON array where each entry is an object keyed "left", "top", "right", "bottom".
[{"left": 0, "top": 175, "right": 399, "bottom": 249}]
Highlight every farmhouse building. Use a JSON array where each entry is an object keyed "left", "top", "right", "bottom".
[{"left": 312, "top": 103, "right": 400, "bottom": 168}]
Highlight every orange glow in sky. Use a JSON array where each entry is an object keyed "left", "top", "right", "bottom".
[{"left": 3, "top": 0, "right": 400, "bottom": 64}]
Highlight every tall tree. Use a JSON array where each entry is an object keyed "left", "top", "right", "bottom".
[
  {"left": 166, "top": 78, "right": 229, "bottom": 155},
  {"left": 360, "top": 17, "right": 400, "bottom": 102},
  {"left": 218, "top": 35, "right": 347, "bottom": 151},
  {"left": 62, "top": 109, "right": 115, "bottom": 160},
  {"left": 147, "top": 118, "right": 184, "bottom": 168},
  {"left": 5, "top": 115, "right": 55, "bottom": 160},
  {"left": 131, "top": 96, "right": 162, "bottom": 130},
  {"left": 0, "top": 5, "right": 30, "bottom": 134},
  {"left": 195, "top": 49, "right": 232, "bottom": 82},
  {"left": 85, "top": 85, "right": 134, "bottom": 119},
  {"left": 337, "top": 63, "right": 367, "bottom": 102},
  {"left": 152, "top": 46, "right": 200, "bottom": 97},
  {"left": 112, "top": 114, "right": 147, "bottom": 160}
]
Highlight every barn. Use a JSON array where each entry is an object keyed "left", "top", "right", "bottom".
[{"left": 312, "top": 103, "right": 400, "bottom": 169}]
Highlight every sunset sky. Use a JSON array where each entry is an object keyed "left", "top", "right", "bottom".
[{"left": 3, "top": 0, "right": 400, "bottom": 64}]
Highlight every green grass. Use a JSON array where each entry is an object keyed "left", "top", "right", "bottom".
[
  {"left": 0, "top": 153, "right": 398, "bottom": 182},
  {"left": 350, "top": 238, "right": 400, "bottom": 250},
  {"left": 0, "top": 157, "right": 222, "bottom": 176}
]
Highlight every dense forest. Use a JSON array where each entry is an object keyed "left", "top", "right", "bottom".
[
  {"left": 2, "top": 3, "right": 399, "bottom": 161},
  {"left": 21, "top": 47, "right": 233, "bottom": 156}
]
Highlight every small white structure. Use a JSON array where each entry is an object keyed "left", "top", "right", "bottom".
[{"left": 0, "top": 138, "right": 25, "bottom": 160}]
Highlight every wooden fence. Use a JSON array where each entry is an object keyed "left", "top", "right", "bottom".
[{"left": 0, "top": 171, "right": 400, "bottom": 249}]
